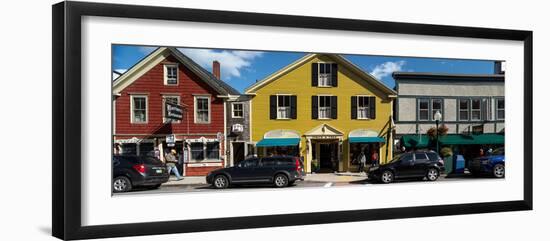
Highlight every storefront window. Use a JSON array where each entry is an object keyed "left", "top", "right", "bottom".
[
  {"left": 190, "top": 143, "right": 204, "bottom": 161},
  {"left": 139, "top": 143, "right": 154, "bottom": 156},
  {"left": 121, "top": 143, "right": 137, "bottom": 155},
  {"left": 206, "top": 142, "right": 220, "bottom": 159},
  {"left": 265, "top": 145, "right": 299, "bottom": 156}
]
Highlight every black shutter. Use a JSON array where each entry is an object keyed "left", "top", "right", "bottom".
[
  {"left": 351, "top": 96, "right": 357, "bottom": 119},
  {"left": 481, "top": 99, "right": 487, "bottom": 120},
  {"left": 311, "top": 96, "right": 318, "bottom": 119},
  {"left": 331, "top": 63, "right": 338, "bottom": 87},
  {"left": 269, "top": 95, "right": 277, "bottom": 119},
  {"left": 290, "top": 95, "right": 297, "bottom": 119},
  {"left": 311, "top": 63, "right": 318, "bottom": 87},
  {"left": 369, "top": 96, "right": 376, "bottom": 119},
  {"left": 331, "top": 96, "right": 338, "bottom": 119}
]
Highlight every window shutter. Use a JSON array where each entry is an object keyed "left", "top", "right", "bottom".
[
  {"left": 331, "top": 63, "right": 338, "bottom": 87},
  {"left": 351, "top": 96, "right": 357, "bottom": 119},
  {"left": 481, "top": 99, "right": 487, "bottom": 120},
  {"left": 269, "top": 95, "right": 277, "bottom": 119},
  {"left": 290, "top": 95, "right": 297, "bottom": 119},
  {"left": 331, "top": 96, "right": 338, "bottom": 119},
  {"left": 311, "top": 96, "right": 318, "bottom": 119},
  {"left": 369, "top": 96, "right": 376, "bottom": 119},
  {"left": 311, "top": 63, "right": 318, "bottom": 87}
]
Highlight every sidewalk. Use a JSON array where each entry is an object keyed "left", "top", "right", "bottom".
[
  {"left": 163, "top": 176, "right": 207, "bottom": 186},
  {"left": 163, "top": 172, "right": 369, "bottom": 186},
  {"left": 304, "top": 172, "right": 367, "bottom": 183}
]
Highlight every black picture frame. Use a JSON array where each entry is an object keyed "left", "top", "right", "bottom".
[{"left": 52, "top": 1, "right": 533, "bottom": 240}]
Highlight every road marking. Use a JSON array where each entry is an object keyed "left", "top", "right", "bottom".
[{"left": 324, "top": 182, "right": 333, "bottom": 188}]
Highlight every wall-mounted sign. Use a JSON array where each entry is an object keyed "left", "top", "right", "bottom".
[
  {"left": 165, "top": 101, "right": 183, "bottom": 120},
  {"left": 166, "top": 134, "right": 176, "bottom": 147}
]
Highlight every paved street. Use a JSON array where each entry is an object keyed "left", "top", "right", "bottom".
[{"left": 115, "top": 173, "right": 491, "bottom": 195}]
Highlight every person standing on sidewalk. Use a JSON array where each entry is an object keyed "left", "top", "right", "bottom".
[
  {"left": 165, "top": 149, "right": 182, "bottom": 181},
  {"left": 371, "top": 149, "right": 379, "bottom": 167}
]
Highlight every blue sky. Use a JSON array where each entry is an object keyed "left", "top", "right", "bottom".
[{"left": 112, "top": 45, "right": 496, "bottom": 92}]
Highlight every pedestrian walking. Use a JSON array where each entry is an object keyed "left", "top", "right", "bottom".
[
  {"left": 358, "top": 149, "right": 367, "bottom": 173},
  {"left": 165, "top": 149, "right": 182, "bottom": 181}
]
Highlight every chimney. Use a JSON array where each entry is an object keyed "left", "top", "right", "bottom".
[
  {"left": 212, "top": 60, "right": 221, "bottom": 79},
  {"left": 494, "top": 61, "right": 505, "bottom": 75}
]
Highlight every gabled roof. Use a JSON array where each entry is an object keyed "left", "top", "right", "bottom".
[
  {"left": 244, "top": 53, "right": 397, "bottom": 97},
  {"left": 112, "top": 47, "right": 240, "bottom": 95}
]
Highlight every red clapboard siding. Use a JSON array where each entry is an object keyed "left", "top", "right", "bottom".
[{"left": 114, "top": 55, "right": 224, "bottom": 136}]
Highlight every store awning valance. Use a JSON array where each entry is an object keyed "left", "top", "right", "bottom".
[
  {"left": 349, "top": 137, "right": 385, "bottom": 143},
  {"left": 256, "top": 138, "right": 301, "bottom": 147},
  {"left": 401, "top": 135, "right": 430, "bottom": 148},
  {"left": 439, "top": 134, "right": 504, "bottom": 145}
]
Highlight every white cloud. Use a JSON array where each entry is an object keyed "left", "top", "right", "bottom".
[
  {"left": 177, "top": 48, "right": 264, "bottom": 80},
  {"left": 112, "top": 69, "right": 127, "bottom": 80},
  {"left": 370, "top": 60, "right": 406, "bottom": 79}
]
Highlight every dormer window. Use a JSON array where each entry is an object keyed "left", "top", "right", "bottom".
[{"left": 164, "top": 64, "right": 178, "bottom": 85}]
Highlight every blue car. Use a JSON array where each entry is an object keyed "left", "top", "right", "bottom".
[{"left": 468, "top": 148, "right": 505, "bottom": 178}]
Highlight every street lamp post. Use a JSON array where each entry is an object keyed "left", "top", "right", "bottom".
[{"left": 434, "top": 110, "right": 442, "bottom": 154}]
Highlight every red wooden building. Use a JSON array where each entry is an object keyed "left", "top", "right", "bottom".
[{"left": 112, "top": 47, "right": 239, "bottom": 176}]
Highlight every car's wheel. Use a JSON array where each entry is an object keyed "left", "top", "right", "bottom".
[
  {"left": 113, "top": 176, "right": 132, "bottom": 193},
  {"left": 212, "top": 175, "right": 229, "bottom": 189},
  {"left": 493, "top": 164, "right": 505, "bottom": 178},
  {"left": 426, "top": 168, "right": 439, "bottom": 181},
  {"left": 273, "top": 174, "right": 289, "bottom": 188},
  {"left": 380, "top": 170, "right": 394, "bottom": 184}
]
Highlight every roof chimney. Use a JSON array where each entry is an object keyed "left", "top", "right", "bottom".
[
  {"left": 213, "top": 60, "right": 221, "bottom": 79},
  {"left": 494, "top": 61, "right": 505, "bottom": 75}
]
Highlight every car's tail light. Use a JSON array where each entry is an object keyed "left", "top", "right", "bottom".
[
  {"left": 438, "top": 159, "right": 444, "bottom": 166},
  {"left": 133, "top": 164, "right": 146, "bottom": 174},
  {"left": 295, "top": 158, "right": 300, "bottom": 171}
]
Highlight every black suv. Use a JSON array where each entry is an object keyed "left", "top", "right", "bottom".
[
  {"left": 112, "top": 155, "right": 169, "bottom": 192},
  {"left": 206, "top": 156, "right": 305, "bottom": 189},
  {"left": 367, "top": 151, "right": 445, "bottom": 184}
]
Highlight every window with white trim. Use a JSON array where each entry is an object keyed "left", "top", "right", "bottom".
[
  {"left": 318, "top": 63, "right": 332, "bottom": 87},
  {"left": 318, "top": 96, "right": 332, "bottom": 119},
  {"left": 164, "top": 64, "right": 178, "bottom": 85},
  {"left": 189, "top": 141, "right": 220, "bottom": 161},
  {"left": 131, "top": 95, "right": 147, "bottom": 123},
  {"left": 418, "top": 99, "right": 429, "bottom": 121},
  {"left": 357, "top": 96, "right": 370, "bottom": 119},
  {"left": 496, "top": 98, "right": 505, "bottom": 120},
  {"left": 471, "top": 99, "right": 482, "bottom": 121},
  {"left": 277, "top": 95, "right": 291, "bottom": 119},
  {"left": 195, "top": 96, "right": 210, "bottom": 123},
  {"left": 431, "top": 99, "right": 443, "bottom": 120},
  {"left": 459, "top": 99, "right": 469, "bottom": 121},
  {"left": 163, "top": 96, "right": 180, "bottom": 123},
  {"left": 232, "top": 103, "right": 244, "bottom": 118},
  {"left": 190, "top": 143, "right": 204, "bottom": 160}
]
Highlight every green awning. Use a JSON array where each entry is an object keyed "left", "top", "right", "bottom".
[
  {"left": 439, "top": 134, "right": 504, "bottom": 145},
  {"left": 349, "top": 137, "right": 385, "bottom": 143},
  {"left": 401, "top": 135, "right": 429, "bottom": 148},
  {"left": 256, "top": 138, "right": 300, "bottom": 147}
]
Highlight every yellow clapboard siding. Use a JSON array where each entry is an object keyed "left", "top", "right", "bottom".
[{"left": 250, "top": 55, "right": 394, "bottom": 172}]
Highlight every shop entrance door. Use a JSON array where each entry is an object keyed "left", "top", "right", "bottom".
[
  {"left": 232, "top": 142, "right": 245, "bottom": 166},
  {"left": 319, "top": 142, "right": 337, "bottom": 172}
]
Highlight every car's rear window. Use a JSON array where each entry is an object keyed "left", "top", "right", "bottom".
[{"left": 426, "top": 153, "right": 440, "bottom": 161}]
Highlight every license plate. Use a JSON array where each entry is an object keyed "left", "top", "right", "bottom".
[{"left": 156, "top": 169, "right": 163, "bottom": 174}]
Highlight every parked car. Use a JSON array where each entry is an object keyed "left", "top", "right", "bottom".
[
  {"left": 206, "top": 156, "right": 305, "bottom": 189},
  {"left": 468, "top": 148, "right": 505, "bottom": 178},
  {"left": 112, "top": 155, "right": 169, "bottom": 192},
  {"left": 367, "top": 151, "right": 445, "bottom": 184}
]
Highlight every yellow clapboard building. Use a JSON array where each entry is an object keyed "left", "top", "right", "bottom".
[{"left": 245, "top": 54, "right": 397, "bottom": 173}]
